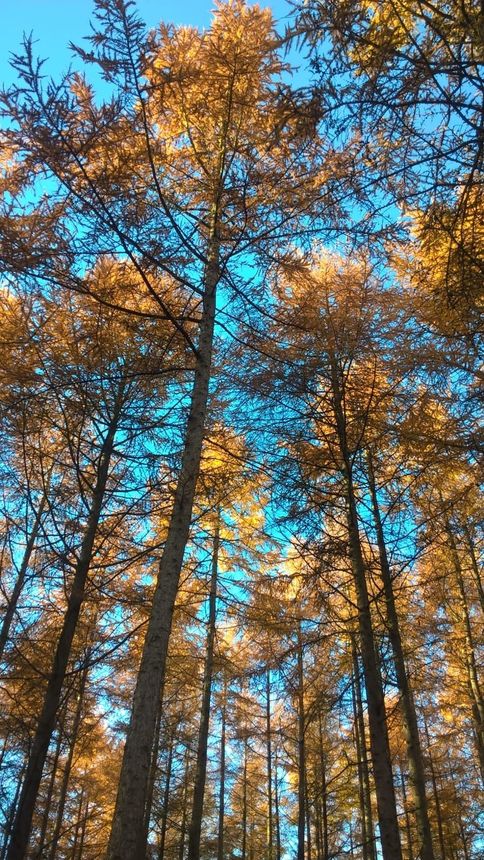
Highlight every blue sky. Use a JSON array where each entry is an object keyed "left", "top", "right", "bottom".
[{"left": 1, "top": 0, "right": 293, "bottom": 86}]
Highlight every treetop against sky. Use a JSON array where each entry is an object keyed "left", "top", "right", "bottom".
[{"left": 0, "top": 0, "right": 292, "bottom": 86}]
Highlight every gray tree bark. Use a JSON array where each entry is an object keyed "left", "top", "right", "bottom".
[
  {"left": 107, "top": 246, "right": 219, "bottom": 860},
  {"left": 367, "top": 449, "right": 435, "bottom": 860},
  {"left": 187, "top": 513, "right": 220, "bottom": 860},
  {"left": 7, "top": 392, "right": 122, "bottom": 860}
]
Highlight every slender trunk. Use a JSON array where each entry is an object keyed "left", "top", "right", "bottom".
[
  {"left": 187, "top": 512, "right": 220, "bottom": 860},
  {"left": 217, "top": 692, "right": 226, "bottom": 860},
  {"left": 399, "top": 762, "right": 414, "bottom": 860},
  {"left": 108, "top": 247, "right": 219, "bottom": 860},
  {"left": 351, "top": 655, "right": 373, "bottom": 860},
  {"left": 158, "top": 735, "right": 174, "bottom": 860},
  {"left": 423, "top": 718, "right": 446, "bottom": 860},
  {"left": 296, "top": 621, "right": 305, "bottom": 860},
  {"left": 305, "top": 775, "right": 312, "bottom": 860},
  {"left": 1, "top": 760, "right": 27, "bottom": 860},
  {"left": 74, "top": 796, "right": 88, "bottom": 860},
  {"left": 36, "top": 724, "right": 64, "bottom": 859},
  {"left": 266, "top": 668, "right": 273, "bottom": 860},
  {"left": 48, "top": 660, "right": 89, "bottom": 860},
  {"left": 343, "top": 468, "right": 401, "bottom": 860},
  {"left": 367, "top": 450, "right": 434, "bottom": 860},
  {"left": 317, "top": 716, "right": 328, "bottom": 860},
  {"left": 0, "top": 480, "right": 50, "bottom": 661},
  {"left": 274, "top": 742, "right": 281, "bottom": 860},
  {"left": 314, "top": 797, "right": 322, "bottom": 860},
  {"left": 463, "top": 524, "right": 484, "bottom": 614},
  {"left": 241, "top": 737, "right": 248, "bottom": 860},
  {"left": 446, "top": 521, "right": 484, "bottom": 782},
  {"left": 7, "top": 398, "right": 121, "bottom": 860},
  {"left": 329, "top": 363, "right": 402, "bottom": 860},
  {"left": 178, "top": 749, "right": 190, "bottom": 860},
  {"left": 144, "top": 705, "right": 163, "bottom": 850},
  {"left": 70, "top": 787, "right": 84, "bottom": 860}
]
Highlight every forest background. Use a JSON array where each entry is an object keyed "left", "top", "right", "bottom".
[{"left": 0, "top": 2, "right": 482, "bottom": 860}]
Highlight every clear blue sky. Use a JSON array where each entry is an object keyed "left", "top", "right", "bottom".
[{"left": 0, "top": 0, "right": 293, "bottom": 86}]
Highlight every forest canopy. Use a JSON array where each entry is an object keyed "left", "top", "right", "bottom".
[{"left": 0, "top": 2, "right": 482, "bottom": 859}]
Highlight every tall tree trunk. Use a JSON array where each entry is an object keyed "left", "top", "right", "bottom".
[
  {"left": 266, "top": 668, "right": 273, "bottom": 860},
  {"left": 241, "top": 736, "right": 248, "bottom": 860},
  {"left": 48, "top": 658, "right": 90, "bottom": 860},
  {"left": 317, "top": 715, "right": 329, "bottom": 860},
  {"left": 187, "top": 511, "right": 220, "bottom": 860},
  {"left": 0, "top": 478, "right": 50, "bottom": 661},
  {"left": 158, "top": 734, "right": 174, "bottom": 860},
  {"left": 274, "top": 742, "right": 281, "bottom": 860},
  {"left": 329, "top": 361, "right": 402, "bottom": 860},
  {"left": 70, "top": 786, "right": 84, "bottom": 860},
  {"left": 35, "top": 722, "right": 64, "bottom": 859},
  {"left": 108, "top": 245, "right": 219, "bottom": 860},
  {"left": 296, "top": 621, "right": 306, "bottom": 860},
  {"left": 74, "top": 795, "right": 88, "bottom": 860},
  {"left": 0, "top": 759, "right": 26, "bottom": 860},
  {"left": 7, "top": 395, "right": 122, "bottom": 860},
  {"left": 423, "top": 717, "right": 446, "bottom": 860},
  {"left": 399, "top": 761, "right": 415, "bottom": 860},
  {"left": 144, "top": 703, "right": 163, "bottom": 850},
  {"left": 178, "top": 749, "right": 190, "bottom": 860},
  {"left": 463, "top": 524, "right": 484, "bottom": 614},
  {"left": 217, "top": 691, "right": 226, "bottom": 860},
  {"left": 351, "top": 647, "right": 375, "bottom": 860},
  {"left": 367, "top": 449, "right": 434, "bottom": 860},
  {"left": 445, "top": 521, "right": 484, "bottom": 782}
]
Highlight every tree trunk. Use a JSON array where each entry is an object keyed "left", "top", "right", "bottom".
[
  {"left": 399, "top": 761, "right": 415, "bottom": 860},
  {"left": 266, "top": 668, "right": 273, "bottom": 860},
  {"left": 7, "top": 395, "right": 122, "bottom": 860},
  {"left": 74, "top": 795, "right": 88, "bottom": 860},
  {"left": 48, "top": 659, "right": 89, "bottom": 860},
  {"left": 187, "top": 512, "right": 220, "bottom": 860},
  {"left": 463, "top": 524, "right": 484, "bottom": 615},
  {"left": 144, "top": 703, "right": 163, "bottom": 850},
  {"left": 158, "top": 734, "right": 174, "bottom": 860},
  {"left": 35, "top": 722, "right": 64, "bottom": 859},
  {"left": 241, "top": 736, "right": 248, "bottom": 860},
  {"left": 108, "top": 246, "right": 219, "bottom": 860},
  {"left": 178, "top": 749, "right": 190, "bottom": 860},
  {"left": 351, "top": 646, "right": 375, "bottom": 860},
  {"left": 445, "top": 521, "right": 484, "bottom": 782},
  {"left": 0, "top": 478, "right": 50, "bottom": 661},
  {"left": 70, "top": 786, "right": 84, "bottom": 860},
  {"left": 423, "top": 717, "right": 446, "bottom": 860},
  {"left": 317, "top": 715, "right": 329, "bottom": 860},
  {"left": 329, "top": 362, "right": 402, "bottom": 860},
  {"left": 296, "top": 621, "right": 306, "bottom": 860},
  {"left": 0, "top": 759, "right": 27, "bottom": 860},
  {"left": 274, "top": 742, "right": 281, "bottom": 860},
  {"left": 217, "top": 691, "right": 226, "bottom": 860},
  {"left": 367, "top": 449, "right": 434, "bottom": 860}
]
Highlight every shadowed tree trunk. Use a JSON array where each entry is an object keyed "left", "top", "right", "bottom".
[
  {"left": 7, "top": 389, "right": 123, "bottom": 860},
  {"left": 187, "top": 510, "right": 220, "bottom": 860},
  {"left": 351, "top": 643, "right": 376, "bottom": 860},
  {"left": 108, "top": 244, "right": 219, "bottom": 860},
  {"left": 0, "top": 476, "right": 50, "bottom": 661},
  {"left": 367, "top": 449, "right": 435, "bottom": 860},
  {"left": 296, "top": 621, "right": 306, "bottom": 860},
  {"left": 217, "top": 689, "right": 226, "bottom": 860},
  {"left": 329, "top": 360, "right": 402, "bottom": 860},
  {"left": 266, "top": 668, "right": 273, "bottom": 860},
  {"left": 157, "top": 733, "right": 174, "bottom": 860},
  {"left": 48, "top": 657, "right": 90, "bottom": 860},
  {"left": 445, "top": 520, "right": 484, "bottom": 782}
]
